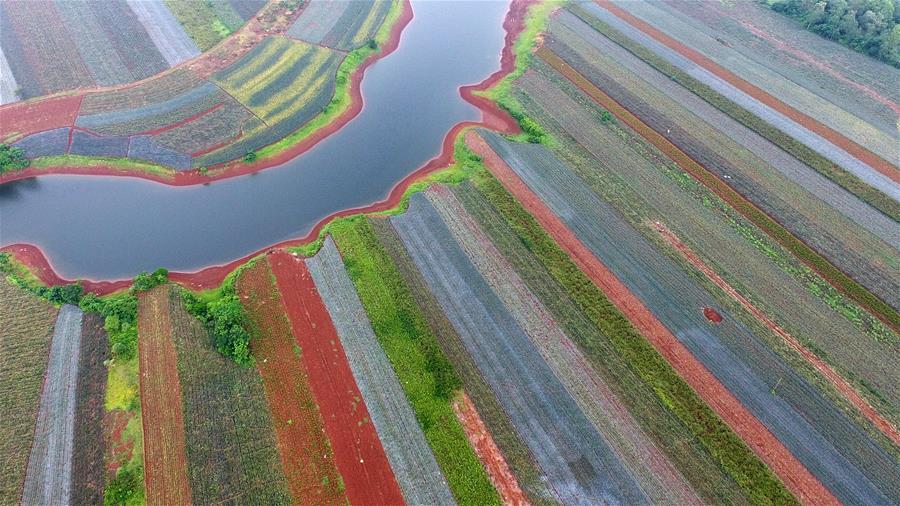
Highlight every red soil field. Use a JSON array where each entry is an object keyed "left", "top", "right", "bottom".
[
  {"left": 0, "top": 94, "right": 82, "bottom": 142},
  {"left": 0, "top": 1, "right": 533, "bottom": 302},
  {"left": 594, "top": 0, "right": 899, "bottom": 183},
  {"left": 102, "top": 410, "right": 133, "bottom": 477},
  {"left": 466, "top": 130, "right": 838, "bottom": 506},
  {"left": 452, "top": 393, "right": 529, "bottom": 506},
  {"left": 703, "top": 307, "right": 723, "bottom": 324},
  {"left": 653, "top": 221, "right": 900, "bottom": 446},
  {"left": 268, "top": 250, "right": 404, "bottom": 506},
  {"left": 137, "top": 286, "right": 192, "bottom": 505},
  {"left": 235, "top": 259, "right": 347, "bottom": 505}
]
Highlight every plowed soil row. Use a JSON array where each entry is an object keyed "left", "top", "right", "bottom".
[
  {"left": 652, "top": 221, "right": 900, "bottom": 446},
  {"left": 535, "top": 45, "right": 899, "bottom": 333},
  {"left": 0, "top": 94, "right": 82, "bottom": 142},
  {"left": 592, "top": 0, "right": 898, "bottom": 182},
  {"left": 466, "top": 130, "right": 837, "bottom": 506},
  {"left": 452, "top": 393, "right": 529, "bottom": 506},
  {"left": 268, "top": 250, "right": 404, "bottom": 506},
  {"left": 137, "top": 286, "right": 192, "bottom": 505},
  {"left": 235, "top": 259, "right": 347, "bottom": 505}
]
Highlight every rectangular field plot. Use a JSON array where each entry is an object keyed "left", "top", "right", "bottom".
[
  {"left": 268, "top": 250, "right": 405, "bottom": 505},
  {"left": 21, "top": 304, "right": 83, "bottom": 505},
  {"left": 137, "top": 286, "right": 192, "bottom": 505},
  {"left": 306, "top": 238, "right": 455, "bottom": 505},
  {"left": 167, "top": 287, "right": 291, "bottom": 504},
  {"left": 0, "top": 281, "right": 59, "bottom": 504},
  {"left": 235, "top": 259, "right": 348, "bottom": 504}
]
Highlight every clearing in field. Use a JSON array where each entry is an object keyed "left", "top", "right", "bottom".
[{"left": 137, "top": 285, "right": 192, "bottom": 505}]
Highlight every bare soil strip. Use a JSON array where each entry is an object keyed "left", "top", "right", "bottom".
[{"left": 137, "top": 286, "right": 192, "bottom": 505}]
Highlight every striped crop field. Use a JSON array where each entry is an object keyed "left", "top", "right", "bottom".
[
  {"left": 287, "top": 0, "right": 394, "bottom": 51},
  {"left": 21, "top": 304, "right": 83, "bottom": 505},
  {"left": 235, "top": 259, "right": 348, "bottom": 504},
  {"left": 0, "top": 280, "right": 58, "bottom": 504},
  {"left": 0, "top": 0, "right": 201, "bottom": 102},
  {"left": 137, "top": 286, "right": 192, "bottom": 504},
  {"left": 306, "top": 238, "right": 456, "bottom": 505},
  {"left": 167, "top": 286, "right": 291, "bottom": 504},
  {"left": 473, "top": 129, "right": 899, "bottom": 504},
  {"left": 268, "top": 250, "right": 405, "bottom": 505},
  {"left": 163, "top": 0, "right": 264, "bottom": 52}
]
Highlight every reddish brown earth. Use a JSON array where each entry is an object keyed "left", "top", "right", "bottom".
[
  {"left": 703, "top": 307, "right": 723, "bottom": 323},
  {"left": 236, "top": 259, "right": 347, "bottom": 505},
  {"left": 0, "top": 1, "right": 533, "bottom": 295},
  {"left": 269, "top": 250, "right": 404, "bottom": 505},
  {"left": 137, "top": 286, "right": 192, "bottom": 505},
  {"left": 466, "top": 130, "right": 839, "bottom": 506},
  {"left": 102, "top": 410, "right": 133, "bottom": 477},
  {"left": 452, "top": 393, "right": 529, "bottom": 506},
  {"left": 594, "top": 0, "right": 899, "bottom": 183},
  {"left": 0, "top": 95, "right": 81, "bottom": 142},
  {"left": 654, "top": 221, "right": 900, "bottom": 446}
]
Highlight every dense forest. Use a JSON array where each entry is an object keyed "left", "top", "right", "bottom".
[{"left": 768, "top": 0, "right": 900, "bottom": 66}]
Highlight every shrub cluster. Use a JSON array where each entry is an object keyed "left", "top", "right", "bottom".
[
  {"left": 0, "top": 144, "right": 29, "bottom": 173},
  {"left": 182, "top": 289, "right": 252, "bottom": 365}
]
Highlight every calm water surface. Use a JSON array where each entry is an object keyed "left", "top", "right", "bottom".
[{"left": 0, "top": 1, "right": 509, "bottom": 279}]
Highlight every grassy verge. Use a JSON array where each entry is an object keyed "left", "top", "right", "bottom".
[
  {"left": 330, "top": 216, "right": 501, "bottom": 506},
  {"left": 29, "top": 155, "right": 174, "bottom": 179},
  {"left": 468, "top": 164, "right": 797, "bottom": 505},
  {"left": 567, "top": 4, "right": 900, "bottom": 223}
]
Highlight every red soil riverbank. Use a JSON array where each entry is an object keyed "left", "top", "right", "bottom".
[
  {"left": 466, "top": 129, "right": 838, "bottom": 506},
  {"left": 1, "top": 0, "right": 532, "bottom": 294}
]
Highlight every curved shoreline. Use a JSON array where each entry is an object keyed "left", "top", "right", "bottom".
[
  {"left": 1, "top": 0, "right": 532, "bottom": 294},
  {"left": 0, "top": 0, "right": 413, "bottom": 187}
]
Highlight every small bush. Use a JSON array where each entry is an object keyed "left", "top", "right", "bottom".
[
  {"left": 0, "top": 144, "right": 29, "bottom": 173},
  {"left": 243, "top": 151, "right": 258, "bottom": 163},
  {"left": 181, "top": 290, "right": 252, "bottom": 365}
]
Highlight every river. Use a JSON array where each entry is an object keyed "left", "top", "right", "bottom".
[{"left": 0, "top": 1, "right": 510, "bottom": 280}]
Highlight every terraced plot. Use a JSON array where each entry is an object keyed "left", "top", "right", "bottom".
[{"left": 0, "top": 281, "right": 58, "bottom": 504}]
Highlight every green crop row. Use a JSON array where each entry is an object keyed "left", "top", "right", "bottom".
[
  {"left": 567, "top": 4, "right": 900, "bottom": 224},
  {"left": 468, "top": 164, "right": 797, "bottom": 506},
  {"left": 330, "top": 216, "right": 501, "bottom": 506}
]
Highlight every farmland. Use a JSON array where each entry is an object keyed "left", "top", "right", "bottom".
[
  {"left": 137, "top": 286, "right": 192, "bottom": 504},
  {"left": 0, "top": 281, "right": 57, "bottom": 503},
  {"left": 1, "top": 0, "right": 899, "bottom": 504}
]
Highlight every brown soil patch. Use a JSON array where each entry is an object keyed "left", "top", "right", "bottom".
[{"left": 137, "top": 286, "right": 192, "bottom": 505}]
